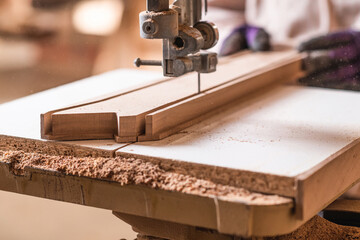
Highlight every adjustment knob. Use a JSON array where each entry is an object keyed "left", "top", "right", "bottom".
[{"left": 194, "top": 21, "right": 219, "bottom": 50}]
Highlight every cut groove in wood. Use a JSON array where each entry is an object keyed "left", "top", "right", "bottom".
[
  {"left": 139, "top": 58, "right": 301, "bottom": 141},
  {"left": 41, "top": 50, "right": 302, "bottom": 143}
]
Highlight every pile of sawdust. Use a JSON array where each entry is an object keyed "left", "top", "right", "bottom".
[
  {"left": 0, "top": 150, "right": 288, "bottom": 204},
  {"left": 268, "top": 215, "right": 360, "bottom": 240},
  {"left": 133, "top": 216, "right": 360, "bottom": 240}
]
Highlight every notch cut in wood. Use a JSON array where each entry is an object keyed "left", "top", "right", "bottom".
[{"left": 41, "top": 50, "right": 302, "bottom": 143}]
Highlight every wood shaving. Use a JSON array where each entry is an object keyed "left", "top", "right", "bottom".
[{"left": 0, "top": 150, "right": 289, "bottom": 205}]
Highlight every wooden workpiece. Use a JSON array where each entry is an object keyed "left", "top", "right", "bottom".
[
  {"left": 0, "top": 69, "right": 164, "bottom": 156},
  {"left": 41, "top": 50, "right": 301, "bottom": 142},
  {"left": 1, "top": 51, "right": 360, "bottom": 238}
]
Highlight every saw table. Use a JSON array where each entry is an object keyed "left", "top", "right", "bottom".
[{"left": 1, "top": 52, "right": 360, "bottom": 239}]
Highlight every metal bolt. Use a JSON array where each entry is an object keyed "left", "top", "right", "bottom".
[
  {"left": 134, "top": 58, "right": 162, "bottom": 68},
  {"left": 142, "top": 20, "right": 157, "bottom": 35}
]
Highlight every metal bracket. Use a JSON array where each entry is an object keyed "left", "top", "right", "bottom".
[{"left": 136, "top": 0, "right": 219, "bottom": 78}]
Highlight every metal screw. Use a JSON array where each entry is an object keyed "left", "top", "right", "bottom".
[
  {"left": 134, "top": 58, "right": 162, "bottom": 68},
  {"left": 142, "top": 20, "right": 157, "bottom": 35}
]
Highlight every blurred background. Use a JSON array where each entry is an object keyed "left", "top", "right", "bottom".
[
  {"left": 0, "top": 0, "right": 163, "bottom": 104},
  {"left": 0, "top": 0, "right": 243, "bottom": 239},
  {"left": 0, "top": 0, "right": 243, "bottom": 104},
  {"left": 0, "top": 191, "right": 137, "bottom": 239}
]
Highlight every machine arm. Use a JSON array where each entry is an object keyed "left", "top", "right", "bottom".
[{"left": 135, "top": 0, "right": 219, "bottom": 78}]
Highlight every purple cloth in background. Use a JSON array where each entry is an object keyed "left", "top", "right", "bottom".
[
  {"left": 221, "top": 27, "right": 360, "bottom": 91},
  {"left": 299, "top": 30, "right": 360, "bottom": 91},
  {"left": 219, "top": 25, "right": 270, "bottom": 56},
  {"left": 245, "top": 26, "right": 261, "bottom": 47}
]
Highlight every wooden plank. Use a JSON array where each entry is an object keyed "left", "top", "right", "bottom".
[
  {"left": 41, "top": 72, "right": 171, "bottom": 141},
  {"left": 49, "top": 77, "right": 197, "bottom": 140},
  {"left": 139, "top": 56, "right": 301, "bottom": 141},
  {"left": 43, "top": 50, "right": 300, "bottom": 142},
  {"left": 0, "top": 69, "right": 162, "bottom": 155},
  {"left": 117, "top": 85, "right": 360, "bottom": 217}
]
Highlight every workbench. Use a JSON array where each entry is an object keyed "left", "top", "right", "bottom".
[{"left": 1, "top": 63, "right": 360, "bottom": 239}]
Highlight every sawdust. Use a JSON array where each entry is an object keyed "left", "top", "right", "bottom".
[
  {"left": 2, "top": 150, "right": 360, "bottom": 238},
  {"left": 0, "top": 135, "right": 297, "bottom": 196},
  {"left": 0, "top": 150, "right": 290, "bottom": 205},
  {"left": 268, "top": 215, "right": 360, "bottom": 240}
]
